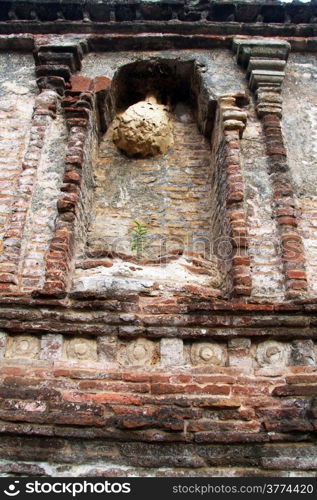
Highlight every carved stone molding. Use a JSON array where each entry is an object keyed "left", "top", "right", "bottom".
[
  {"left": 219, "top": 94, "right": 247, "bottom": 137},
  {"left": 191, "top": 342, "right": 227, "bottom": 366},
  {"left": 256, "top": 340, "right": 290, "bottom": 368},
  {"left": 233, "top": 39, "right": 290, "bottom": 118},
  {"left": 5, "top": 335, "right": 40, "bottom": 359},
  {"left": 119, "top": 338, "right": 158, "bottom": 366},
  {"left": 64, "top": 337, "right": 97, "bottom": 361},
  {"left": 0, "top": 332, "right": 316, "bottom": 369}
]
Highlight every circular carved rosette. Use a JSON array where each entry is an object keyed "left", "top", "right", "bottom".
[
  {"left": 5, "top": 335, "right": 40, "bottom": 359},
  {"left": 119, "top": 338, "right": 156, "bottom": 366},
  {"left": 65, "top": 337, "right": 97, "bottom": 362},
  {"left": 256, "top": 340, "right": 289, "bottom": 367},
  {"left": 191, "top": 342, "right": 227, "bottom": 366}
]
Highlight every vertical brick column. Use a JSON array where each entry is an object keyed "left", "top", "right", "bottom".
[
  {"left": 37, "top": 89, "right": 93, "bottom": 298},
  {"left": 0, "top": 89, "right": 58, "bottom": 294},
  {"left": 31, "top": 43, "right": 92, "bottom": 298},
  {"left": 219, "top": 95, "right": 251, "bottom": 297},
  {"left": 0, "top": 41, "right": 88, "bottom": 295},
  {"left": 234, "top": 39, "right": 308, "bottom": 299},
  {"left": 35, "top": 76, "right": 111, "bottom": 298}
]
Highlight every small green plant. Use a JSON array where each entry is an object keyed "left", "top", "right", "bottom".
[{"left": 130, "top": 220, "right": 149, "bottom": 259}]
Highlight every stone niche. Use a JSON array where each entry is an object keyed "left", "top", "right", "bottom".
[{"left": 74, "top": 58, "right": 227, "bottom": 295}]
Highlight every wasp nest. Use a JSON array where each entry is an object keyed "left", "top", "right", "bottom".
[{"left": 112, "top": 96, "right": 174, "bottom": 157}]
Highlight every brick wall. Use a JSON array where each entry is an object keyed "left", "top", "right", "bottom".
[
  {"left": 241, "top": 109, "right": 285, "bottom": 299},
  {"left": 0, "top": 53, "right": 36, "bottom": 256},
  {"left": 88, "top": 113, "right": 214, "bottom": 258},
  {"left": 0, "top": 35, "right": 317, "bottom": 477},
  {"left": 282, "top": 53, "right": 317, "bottom": 296},
  {"left": 19, "top": 108, "right": 67, "bottom": 292},
  {"left": 0, "top": 356, "right": 316, "bottom": 476}
]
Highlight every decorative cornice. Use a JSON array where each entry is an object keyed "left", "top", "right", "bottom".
[
  {"left": 0, "top": 1, "right": 317, "bottom": 37},
  {"left": 233, "top": 39, "right": 290, "bottom": 117},
  {"left": 34, "top": 41, "right": 89, "bottom": 95}
]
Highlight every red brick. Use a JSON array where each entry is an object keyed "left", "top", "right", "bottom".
[
  {"left": 232, "top": 385, "right": 270, "bottom": 396},
  {"left": 267, "top": 146, "right": 287, "bottom": 156},
  {"left": 63, "top": 392, "right": 142, "bottom": 405},
  {"left": 264, "top": 419, "right": 313, "bottom": 432},
  {"left": 285, "top": 270, "right": 307, "bottom": 280},
  {"left": 232, "top": 256, "right": 251, "bottom": 266},
  {"left": 277, "top": 216, "right": 298, "bottom": 226},
  {"left": 70, "top": 76, "right": 93, "bottom": 92},
  {"left": 93, "top": 76, "right": 111, "bottom": 92},
  {"left": 233, "top": 275, "right": 251, "bottom": 287},
  {"left": 0, "top": 273, "right": 17, "bottom": 284},
  {"left": 227, "top": 191, "right": 244, "bottom": 204},
  {"left": 151, "top": 384, "right": 230, "bottom": 396},
  {"left": 63, "top": 171, "right": 81, "bottom": 184},
  {"left": 286, "top": 280, "right": 307, "bottom": 291},
  {"left": 187, "top": 420, "right": 260, "bottom": 432},
  {"left": 272, "top": 385, "right": 317, "bottom": 397},
  {"left": 262, "top": 114, "right": 281, "bottom": 125},
  {"left": 285, "top": 374, "right": 317, "bottom": 384}
]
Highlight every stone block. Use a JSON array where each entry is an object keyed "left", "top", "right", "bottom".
[
  {"left": 5, "top": 335, "right": 40, "bottom": 360},
  {"left": 190, "top": 342, "right": 227, "bottom": 367},
  {"left": 228, "top": 338, "right": 252, "bottom": 368},
  {"left": 64, "top": 337, "right": 98, "bottom": 362},
  {"left": 291, "top": 340, "right": 315, "bottom": 366},
  {"left": 0, "top": 330, "right": 7, "bottom": 358},
  {"left": 118, "top": 338, "right": 158, "bottom": 366},
  {"left": 40, "top": 334, "right": 63, "bottom": 360},
  {"left": 256, "top": 340, "right": 290, "bottom": 368},
  {"left": 97, "top": 336, "right": 117, "bottom": 364},
  {"left": 160, "top": 338, "right": 184, "bottom": 367}
]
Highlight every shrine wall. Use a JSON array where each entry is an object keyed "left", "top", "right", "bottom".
[{"left": 0, "top": 11, "right": 317, "bottom": 476}]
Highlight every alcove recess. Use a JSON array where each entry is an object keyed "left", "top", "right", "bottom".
[{"left": 74, "top": 59, "right": 233, "bottom": 298}]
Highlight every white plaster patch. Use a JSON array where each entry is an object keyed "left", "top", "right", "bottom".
[
  {"left": 2, "top": 81, "right": 30, "bottom": 95},
  {"left": 74, "top": 254, "right": 221, "bottom": 292}
]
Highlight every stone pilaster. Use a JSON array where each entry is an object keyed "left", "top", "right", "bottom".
[
  {"left": 234, "top": 39, "right": 308, "bottom": 299},
  {"left": 218, "top": 94, "right": 251, "bottom": 297}
]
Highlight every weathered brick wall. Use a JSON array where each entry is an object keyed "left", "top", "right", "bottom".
[
  {"left": 0, "top": 7, "right": 317, "bottom": 476},
  {"left": 0, "top": 53, "right": 36, "bottom": 257},
  {"left": 89, "top": 114, "right": 214, "bottom": 257},
  {"left": 0, "top": 357, "right": 316, "bottom": 476},
  {"left": 241, "top": 107, "right": 285, "bottom": 300},
  {"left": 282, "top": 53, "right": 317, "bottom": 296},
  {"left": 19, "top": 102, "right": 67, "bottom": 292}
]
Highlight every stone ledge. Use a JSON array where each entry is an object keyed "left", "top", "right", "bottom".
[{"left": 0, "top": 1, "right": 316, "bottom": 27}]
